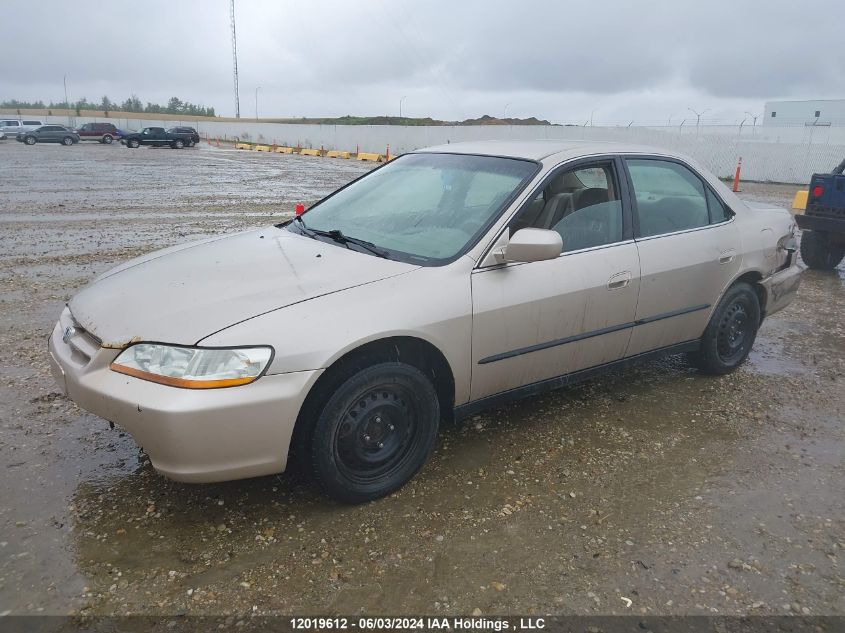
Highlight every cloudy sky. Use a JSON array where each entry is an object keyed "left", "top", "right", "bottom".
[{"left": 2, "top": 0, "right": 842, "bottom": 125}]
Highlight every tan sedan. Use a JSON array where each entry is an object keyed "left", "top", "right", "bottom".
[{"left": 48, "top": 141, "right": 801, "bottom": 503}]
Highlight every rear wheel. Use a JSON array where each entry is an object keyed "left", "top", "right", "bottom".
[
  {"left": 800, "top": 230, "right": 844, "bottom": 270},
  {"left": 24, "top": 135, "right": 36, "bottom": 145},
  {"left": 689, "top": 282, "right": 760, "bottom": 375},
  {"left": 310, "top": 362, "right": 440, "bottom": 503},
  {"left": 102, "top": 134, "right": 113, "bottom": 144},
  {"left": 172, "top": 139, "right": 185, "bottom": 149}
]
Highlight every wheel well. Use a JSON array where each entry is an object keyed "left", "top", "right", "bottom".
[
  {"left": 287, "top": 337, "right": 456, "bottom": 469},
  {"left": 731, "top": 271, "right": 766, "bottom": 320}
]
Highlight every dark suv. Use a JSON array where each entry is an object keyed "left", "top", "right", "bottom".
[
  {"left": 166, "top": 127, "right": 200, "bottom": 146},
  {"left": 16, "top": 125, "right": 80, "bottom": 146},
  {"left": 75, "top": 122, "right": 121, "bottom": 144}
]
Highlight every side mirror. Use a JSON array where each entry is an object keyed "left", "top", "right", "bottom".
[{"left": 497, "top": 228, "right": 562, "bottom": 263}]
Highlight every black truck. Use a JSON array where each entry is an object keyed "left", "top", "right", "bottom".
[
  {"left": 121, "top": 126, "right": 194, "bottom": 149},
  {"left": 797, "top": 157, "right": 845, "bottom": 270}
]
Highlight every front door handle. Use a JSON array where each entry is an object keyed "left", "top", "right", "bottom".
[
  {"left": 719, "top": 249, "right": 736, "bottom": 264},
  {"left": 607, "top": 271, "right": 632, "bottom": 290}
]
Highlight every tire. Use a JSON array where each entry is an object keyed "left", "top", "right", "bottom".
[
  {"left": 186, "top": 140, "right": 194, "bottom": 147},
  {"left": 800, "top": 230, "right": 844, "bottom": 271},
  {"left": 102, "top": 134, "right": 113, "bottom": 144},
  {"left": 128, "top": 139, "right": 140, "bottom": 148},
  {"left": 172, "top": 139, "right": 184, "bottom": 149},
  {"left": 24, "top": 135, "right": 36, "bottom": 145},
  {"left": 310, "top": 362, "right": 440, "bottom": 504},
  {"left": 689, "top": 282, "right": 760, "bottom": 375},
  {"left": 61, "top": 136, "right": 74, "bottom": 146}
]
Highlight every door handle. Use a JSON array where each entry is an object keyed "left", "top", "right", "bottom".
[
  {"left": 607, "top": 271, "right": 632, "bottom": 290},
  {"left": 719, "top": 249, "right": 736, "bottom": 265}
]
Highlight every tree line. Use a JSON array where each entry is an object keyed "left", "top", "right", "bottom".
[{"left": 0, "top": 95, "right": 216, "bottom": 117}]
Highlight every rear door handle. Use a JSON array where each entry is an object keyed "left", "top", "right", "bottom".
[
  {"left": 607, "top": 271, "right": 632, "bottom": 290},
  {"left": 719, "top": 249, "right": 736, "bottom": 264}
]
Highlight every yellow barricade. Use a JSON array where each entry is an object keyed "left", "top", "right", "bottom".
[
  {"left": 300, "top": 148, "right": 322, "bottom": 157},
  {"left": 275, "top": 146, "right": 295, "bottom": 154},
  {"left": 235, "top": 142, "right": 252, "bottom": 150},
  {"left": 254, "top": 144, "right": 273, "bottom": 152},
  {"left": 357, "top": 152, "right": 383, "bottom": 162},
  {"left": 792, "top": 190, "right": 808, "bottom": 211},
  {"left": 326, "top": 150, "right": 351, "bottom": 159}
]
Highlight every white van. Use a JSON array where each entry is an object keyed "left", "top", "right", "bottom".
[{"left": 0, "top": 119, "right": 45, "bottom": 135}]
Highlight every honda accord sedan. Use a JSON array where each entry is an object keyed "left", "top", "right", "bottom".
[{"left": 48, "top": 141, "right": 801, "bottom": 503}]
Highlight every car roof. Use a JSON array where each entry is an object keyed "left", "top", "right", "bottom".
[{"left": 418, "top": 139, "right": 689, "bottom": 163}]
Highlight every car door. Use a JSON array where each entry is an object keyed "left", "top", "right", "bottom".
[
  {"left": 470, "top": 157, "right": 641, "bottom": 400},
  {"left": 622, "top": 156, "right": 741, "bottom": 357}
]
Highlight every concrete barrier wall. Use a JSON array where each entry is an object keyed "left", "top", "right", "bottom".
[{"left": 38, "top": 114, "right": 845, "bottom": 184}]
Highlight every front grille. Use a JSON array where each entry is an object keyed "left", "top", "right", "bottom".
[{"left": 60, "top": 311, "right": 102, "bottom": 367}]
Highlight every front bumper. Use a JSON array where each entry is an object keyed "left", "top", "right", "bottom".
[
  {"left": 48, "top": 308, "right": 321, "bottom": 483},
  {"left": 760, "top": 263, "right": 802, "bottom": 318}
]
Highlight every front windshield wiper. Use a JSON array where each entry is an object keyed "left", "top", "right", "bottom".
[{"left": 293, "top": 216, "right": 390, "bottom": 259}]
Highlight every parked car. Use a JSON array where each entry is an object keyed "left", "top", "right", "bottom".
[
  {"left": 17, "top": 125, "right": 79, "bottom": 145},
  {"left": 0, "top": 130, "right": 6, "bottom": 141},
  {"left": 167, "top": 126, "right": 200, "bottom": 146},
  {"left": 120, "top": 126, "right": 193, "bottom": 149},
  {"left": 0, "top": 119, "right": 44, "bottom": 135},
  {"left": 795, "top": 157, "right": 845, "bottom": 270},
  {"left": 48, "top": 141, "right": 801, "bottom": 503},
  {"left": 75, "top": 122, "right": 121, "bottom": 144}
]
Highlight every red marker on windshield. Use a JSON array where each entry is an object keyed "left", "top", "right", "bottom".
[{"left": 295, "top": 203, "right": 305, "bottom": 216}]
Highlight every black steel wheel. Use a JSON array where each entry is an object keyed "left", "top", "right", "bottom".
[
  {"left": 800, "top": 230, "right": 844, "bottom": 271},
  {"left": 689, "top": 282, "right": 760, "bottom": 375},
  {"left": 310, "top": 362, "right": 439, "bottom": 503}
]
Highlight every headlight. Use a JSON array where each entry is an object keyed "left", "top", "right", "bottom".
[{"left": 110, "top": 344, "right": 273, "bottom": 389}]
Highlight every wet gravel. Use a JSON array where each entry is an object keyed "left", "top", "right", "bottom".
[{"left": 0, "top": 141, "right": 842, "bottom": 617}]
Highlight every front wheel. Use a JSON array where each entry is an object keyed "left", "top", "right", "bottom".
[
  {"left": 24, "top": 136, "right": 36, "bottom": 145},
  {"left": 102, "top": 134, "right": 113, "bottom": 144},
  {"left": 61, "top": 136, "right": 74, "bottom": 146},
  {"left": 689, "top": 282, "right": 760, "bottom": 375},
  {"left": 310, "top": 362, "right": 440, "bottom": 503},
  {"left": 127, "top": 139, "right": 140, "bottom": 148},
  {"left": 800, "top": 230, "right": 844, "bottom": 270}
]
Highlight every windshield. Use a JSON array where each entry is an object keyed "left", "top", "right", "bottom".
[{"left": 290, "top": 153, "right": 537, "bottom": 263}]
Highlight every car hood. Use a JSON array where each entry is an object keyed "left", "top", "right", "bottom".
[{"left": 69, "top": 227, "right": 418, "bottom": 347}]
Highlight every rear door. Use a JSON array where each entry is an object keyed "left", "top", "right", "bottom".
[
  {"left": 470, "top": 157, "right": 641, "bottom": 400},
  {"left": 623, "top": 156, "right": 741, "bottom": 357}
]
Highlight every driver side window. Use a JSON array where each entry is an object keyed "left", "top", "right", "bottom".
[{"left": 511, "top": 161, "right": 624, "bottom": 252}]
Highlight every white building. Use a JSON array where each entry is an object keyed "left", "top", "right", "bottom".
[{"left": 763, "top": 99, "right": 845, "bottom": 126}]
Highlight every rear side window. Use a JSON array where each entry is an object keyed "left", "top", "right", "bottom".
[
  {"left": 706, "top": 188, "right": 732, "bottom": 223},
  {"left": 626, "top": 159, "right": 710, "bottom": 238},
  {"left": 23, "top": 120, "right": 42, "bottom": 126},
  {"left": 4, "top": 121, "right": 20, "bottom": 126}
]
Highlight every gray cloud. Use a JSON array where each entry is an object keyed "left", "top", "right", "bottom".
[{"left": 0, "top": 0, "right": 841, "bottom": 123}]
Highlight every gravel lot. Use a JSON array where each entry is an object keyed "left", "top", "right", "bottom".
[{"left": 0, "top": 141, "right": 842, "bottom": 618}]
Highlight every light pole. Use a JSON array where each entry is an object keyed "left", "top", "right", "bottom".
[
  {"left": 590, "top": 109, "right": 597, "bottom": 127},
  {"left": 63, "top": 75, "right": 71, "bottom": 125},
  {"left": 503, "top": 102, "right": 511, "bottom": 120},
  {"left": 255, "top": 86, "right": 261, "bottom": 120},
  {"left": 688, "top": 107, "right": 710, "bottom": 136},
  {"left": 399, "top": 95, "right": 407, "bottom": 119}
]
